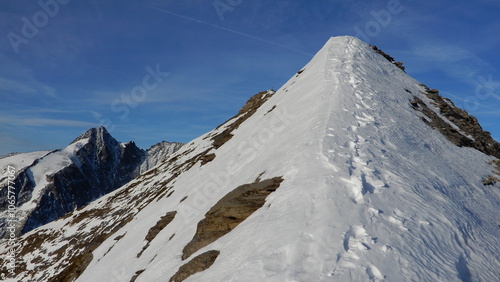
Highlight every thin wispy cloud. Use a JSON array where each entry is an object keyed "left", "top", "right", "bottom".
[
  {"left": 16, "top": 107, "right": 104, "bottom": 121},
  {"left": 0, "top": 77, "right": 38, "bottom": 96},
  {"left": 8, "top": 118, "right": 97, "bottom": 128},
  {"left": 444, "top": 92, "right": 500, "bottom": 113},
  {"left": 138, "top": 4, "right": 314, "bottom": 57},
  {"left": 405, "top": 43, "right": 491, "bottom": 85}
]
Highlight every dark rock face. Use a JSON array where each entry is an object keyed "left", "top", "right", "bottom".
[
  {"left": 370, "top": 45, "right": 405, "bottom": 71},
  {"left": 0, "top": 127, "right": 147, "bottom": 237},
  {"left": 410, "top": 86, "right": 500, "bottom": 159}
]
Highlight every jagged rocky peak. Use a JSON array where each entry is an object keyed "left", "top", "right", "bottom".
[
  {"left": 71, "top": 126, "right": 141, "bottom": 170},
  {"left": 0, "top": 126, "right": 148, "bottom": 237},
  {"left": 71, "top": 126, "right": 109, "bottom": 144},
  {"left": 71, "top": 126, "right": 123, "bottom": 155},
  {"left": 72, "top": 126, "right": 149, "bottom": 167}
]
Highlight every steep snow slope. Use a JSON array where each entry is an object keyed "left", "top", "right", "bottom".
[
  {"left": 1, "top": 36, "right": 499, "bottom": 282},
  {"left": 0, "top": 151, "right": 50, "bottom": 189}
]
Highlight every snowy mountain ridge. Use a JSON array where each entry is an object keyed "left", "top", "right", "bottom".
[{"left": 0, "top": 36, "right": 498, "bottom": 282}]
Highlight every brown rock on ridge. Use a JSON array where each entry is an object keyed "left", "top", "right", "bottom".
[
  {"left": 370, "top": 45, "right": 500, "bottom": 161},
  {"left": 137, "top": 211, "right": 177, "bottom": 258},
  {"left": 200, "top": 153, "right": 216, "bottom": 165},
  {"left": 169, "top": 250, "right": 220, "bottom": 282},
  {"left": 483, "top": 160, "right": 500, "bottom": 186},
  {"left": 410, "top": 86, "right": 500, "bottom": 159},
  {"left": 182, "top": 176, "right": 284, "bottom": 260},
  {"left": 370, "top": 45, "right": 405, "bottom": 71},
  {"left": 211, "top": 90, "right": 275, "bottom": 149}
]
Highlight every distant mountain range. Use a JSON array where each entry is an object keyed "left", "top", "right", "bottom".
[{"left": 0, "top": 127, "right": 182, "bottom": 238}]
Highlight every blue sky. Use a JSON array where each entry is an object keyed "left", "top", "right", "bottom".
[{"left": 1, "top": 0, "right": 499, "bottom": 155}]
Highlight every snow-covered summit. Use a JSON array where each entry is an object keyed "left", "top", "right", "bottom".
[{"left": 1, "top": 36, "right": 499, "bottom": 281}]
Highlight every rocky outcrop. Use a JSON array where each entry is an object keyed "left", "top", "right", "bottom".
[
  {"left": 409, "top": 85, "right": 500, "bottom": 187},
  {"left": 370, "top": 45, "right": 405, "bottom": 71},
  {"left": 409, "top": 86, "right": 500, "bottom": 159},
  {"left": 170, "top": 250, "right": 220, "bottom": 282},
  {"left": 210, "top": 90, "right": 275, "bottom": 149},
  {"left": 483, "top": 160, "right": 500, "bottom": 186},
  {"left": 137, "top": 211, "right": 177, "bottom": 258},
  {"left": 182, "top": 176, "right": 283, "bottom": 260},
  {"left": 200, "top": 153, "right": 216, "bottom": 166}
]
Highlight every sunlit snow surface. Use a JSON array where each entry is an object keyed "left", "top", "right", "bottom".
[
  {"left": 0, "top": 151, "right": 51, "bottom": 185},
  {"left": 2, "top": 37, "right": 499, "bottom": 282}
]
